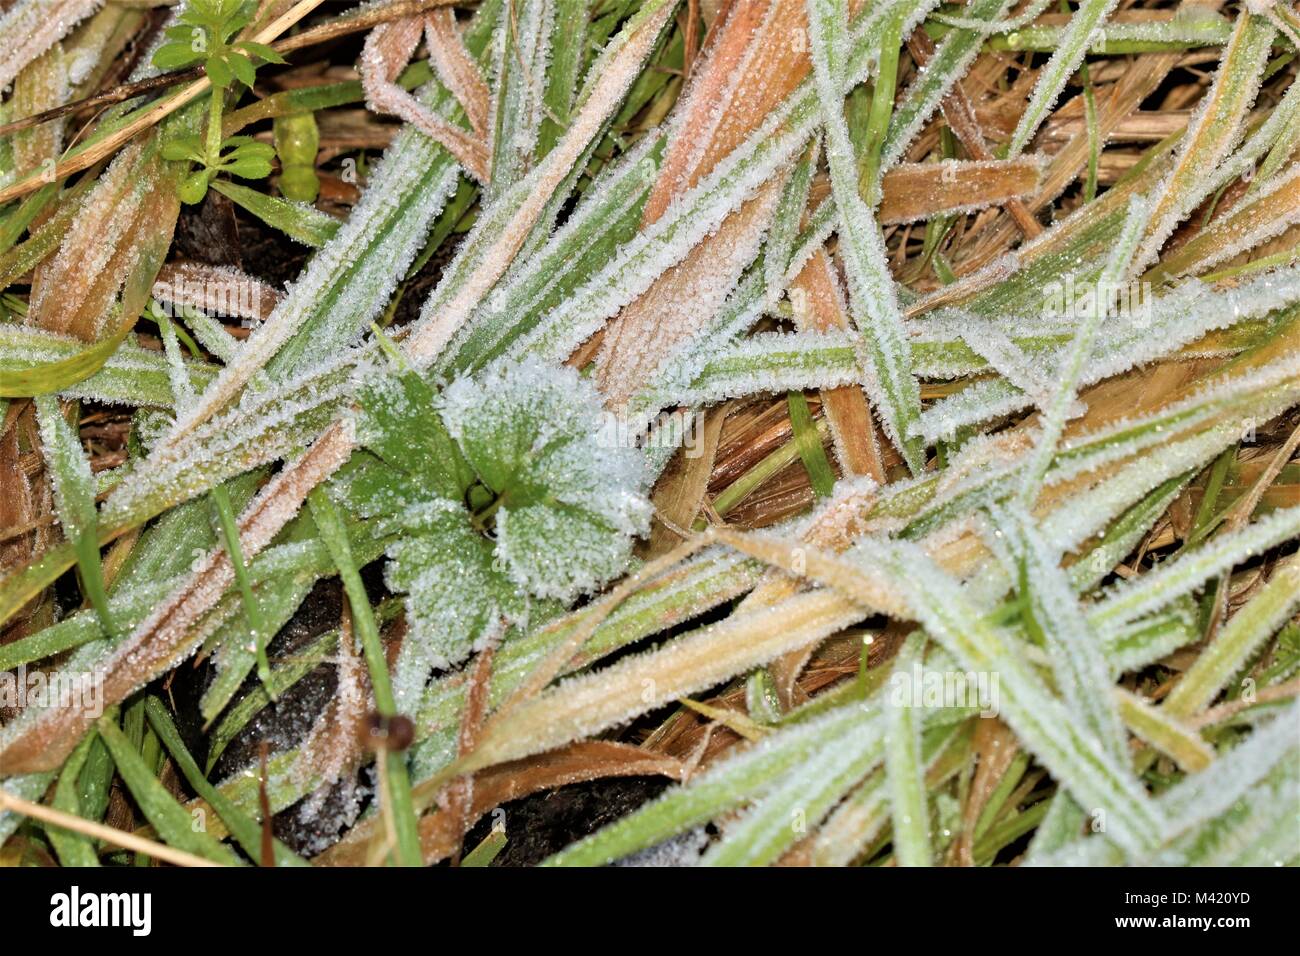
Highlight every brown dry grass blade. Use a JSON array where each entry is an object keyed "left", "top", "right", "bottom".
[
  {"left": 295, "top": 608, "right": 371, "bottom": 805},
  {"left": 27, "top": 139, "right": 180, "bottom": 342},
  {"left": 645, "top": 404, "right": 730, "bottom": 556},
  {"left": 425, "top": 6, "right": 490, "bottom": 138},
  {"left": 951, "top": 717, "right": 1019, "bottom": 866},
  {"left": 640, "top": 0, "right": 775, "bottom": 223},
  {"left": 956, "top": 46, "right": 1182, "bottom": 273},
  {"left": 153, "top": 262, "right": 284, "bottom": 323},
  {"left": 441, "top": 635, "right": 497, "bottom": 863},
  {"left": 789, "top": 248, "right": 885, "bottom": 480},
  {"left": 9, "top": 44, "right": 69, "bottom": 177},
  {"left": 594, "top": 0, "right": 844, "bottom": 398},
  {"left": 877, "top": 157, "right": 1044, "bottom": 225},
  {"left": 595, "top": 173, "right": 786, "bottom": 407},
  {"left": 0, "top": 405, "right": 54, "bottom": 641},
  {"left": 905, "top": 25, "right": 1041, "bottom": 240},
  {"left": 361, "top": 17, "right": 490, "bottom": 181}
]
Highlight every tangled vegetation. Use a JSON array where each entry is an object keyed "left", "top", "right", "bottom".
[{"left": 0, "top": 0, "right": 1298, "bottom": 868}]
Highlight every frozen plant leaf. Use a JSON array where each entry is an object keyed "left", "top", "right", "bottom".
[
  {"left": 439, "top": 359, "right": 653, "bottom": 602},
  {"left": 353, "top": 362, "right": 474, "bottom": 506},
  {"left": 384, "top": 498, "right": 523, "bottom": 708},
  {"left": 346, "top": 358, "right": 652, "bottom": 702}
]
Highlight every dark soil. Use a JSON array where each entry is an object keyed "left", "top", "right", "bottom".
[{"left": 461, "top": 776, "right": 670, "bottom": 867}]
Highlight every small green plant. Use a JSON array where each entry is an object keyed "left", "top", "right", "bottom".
[
  {"left": 153, "top": 0, "right": 285, "bottom": 204},
  {"left": 336, "top": 353, "right": 652, "bottom": 708}
]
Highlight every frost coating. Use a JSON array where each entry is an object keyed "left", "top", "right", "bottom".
[
  {"left": 348, "top": 358, "right": 651, "bottom": 705},
  {"left": 440, "top": 359, "right": 653, "bottom": 601}
]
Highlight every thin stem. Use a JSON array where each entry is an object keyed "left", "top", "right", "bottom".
[{"left": 206, "top": 84, "right": 225, "bottom": 172}]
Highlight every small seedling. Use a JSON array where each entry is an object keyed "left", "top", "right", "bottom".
[{"left": 153, "top": 0, "right": 286, "bottom": 203}]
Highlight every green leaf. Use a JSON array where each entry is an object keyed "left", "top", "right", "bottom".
[
  {"left": 160, "top": 135, "right": 204, "bottom": 164},
  {"left": 225, "top": 50, "right": 256, "bottom": 89},
  {"left": 209, "top": 179, "right": 339, "bottom": 247},
  {"left": 206, "top": 53, "right": 233, "bottom": 90},
  {"left": 353, "top": 365, "right": 472, "bottom": 502},
  {"left": 237, "top": 40, "right": 286, "bottom": 64},
  {"left": 383, "top": 498, "right": 521, "bottom": 706},
  {"left": 219, "top": 156, "right": 273, "bottom": 180},
  {"left": 439, "top": 360, "right": 652, "bottom": 601},
  {"left": 34, "top": 396, "right": 117, "bottom": 639},
  {"left": 47, "top": 734, "right": 100, "bottom": 867},
  {"left": 179, "top": 170, "right": 211, "bottom": 204},
  {"left": 152, "top": 41, "right": 203, "bottom": 71}
]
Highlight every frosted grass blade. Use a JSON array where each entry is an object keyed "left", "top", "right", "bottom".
[
  {"left": 699, "top": 709, "right": 885, "bottom": 867},
  {"left": 872, "top": 541, "right": 1163, "bottom": 855},
  {"left": 883, "top": 631, "right": 931, "bottom": 866},
  {"left": 1006, "top": 0, "right": 1121, "bottom": 158},
  {"left": 806, "top": 0, "right": 923, "bottom": 472},
  {"left": 989, "top": 501, "right": 1128, "bottom": 764},
  {"left": 542, "top": 702, "right": 867, "bottom": 866},
  {"left": 880, "top": 0, "right": 1010, "bottom": 172},
  {"left": 1018, "top": 193, "right": 1149, "bottom": 503},
  {"left": 34, "top": 395, "right": 117, "bottom": 639},
  {"left": 1135, "top": 10, "right": 1275, "bottom": 269},
  {"left": 1163, "top": 553, "right": 1300, "bottom": 717},
  {"left": 1092, "top": 506, "right": 1300, "bottom": 630}
]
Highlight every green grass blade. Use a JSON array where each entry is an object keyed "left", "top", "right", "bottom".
[
  {"left": 1006, "top": 0, "right": 1120, "bottom": 158},
  {"left": 883, "top": 631, "right": 932, "bottom": 866},
  {"left": 806, "top": 0, "right": 924, "bottom": 472},
  {"left": 142, "top": 697, "right": 307, "bottom": 866},
  {"left": 96, "top": 714, "right": 243, "bottom": 866},
  {"left": 34, "top": 395, "right": 117, "bottom": 639}
]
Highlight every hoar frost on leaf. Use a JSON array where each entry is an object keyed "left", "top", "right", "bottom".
[
  {"left": 440, "top": 359, "right": 654, "bottom": 600},
  {"left": 345, "top": 357, "right": 652, "bottom": 708}
]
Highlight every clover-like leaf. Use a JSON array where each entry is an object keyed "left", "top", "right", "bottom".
[
  {"left": 439, "top": 359, "right": 653, "bottom": 602},
  {"left": 353, "top": 363, "right": 473, "bottom": 503},
  {"left": 383, "top": 498, "right": 524, "bottom": 708},
  {"left": 342, "top": 358, "right": 651, "bottom": 697}
]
